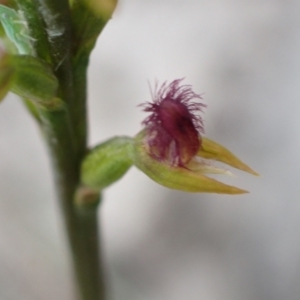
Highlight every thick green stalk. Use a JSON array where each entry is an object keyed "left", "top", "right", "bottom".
[
  {"left": 40, "top": 108, "right": 106, "bottom": 300},
  {"left": 14, "top": 1, "right": 106, "bottom": 299}
]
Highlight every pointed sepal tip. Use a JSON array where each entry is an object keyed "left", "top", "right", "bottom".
[{"left": 198, "top": 137, "right": 259, "bottom": 176}]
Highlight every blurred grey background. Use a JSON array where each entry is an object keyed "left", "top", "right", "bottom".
[{"left": 1, "top": 0, "right": 300, "bottom": 299}]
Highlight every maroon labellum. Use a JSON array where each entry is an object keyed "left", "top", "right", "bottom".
[{"left": 141, "top": 79, "right": 206, "bottom": 166}]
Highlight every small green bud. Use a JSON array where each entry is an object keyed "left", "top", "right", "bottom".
[
  {"left": 0, "top": 51, "right": 14, "bottom": 102},
  {"left": 10, "top": 55, "right": 60, "bottom": 108},
  {"left": 81, "top": 136, "right": 133, "bottom": 190},
  {"left": 71, "top": 0, "right": 118, "bottom": 57}
]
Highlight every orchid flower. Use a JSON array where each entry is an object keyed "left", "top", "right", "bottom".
[{"left": 82, "top": 79, "right": 258, "bottom": 195}]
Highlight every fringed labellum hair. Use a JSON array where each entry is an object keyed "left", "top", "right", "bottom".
[{"left": 141, "top": 79, "right": 206, "bottom": 166}]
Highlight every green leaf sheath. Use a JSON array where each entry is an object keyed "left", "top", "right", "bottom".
[{"left": 33, "top": 0, "right": 73, "bottom": 70}]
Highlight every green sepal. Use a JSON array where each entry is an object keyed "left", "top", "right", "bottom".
[
  {"left": 0, "top": 5, "right": 34, "bottom": 55},
  {"left": 0, "top": 52, "right": 14, "bottom": 102},
  {"left": 132, "top": 135, "right": 248, "bottom": 195},
  {"left": 81, "top": 136, "right": 133, "bottom": 190},
  {"left": 198, "top": 137, "right": 259, "bottom": 176},
  {"left": 10, "top": 55, "right": 61, "bottom": 109}
]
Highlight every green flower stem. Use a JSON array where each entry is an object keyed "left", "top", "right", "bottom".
[
  {"left": 73, "top": 204, "right": 106, "bottom": 300},
  {"left": 14, "top": 1, "right": 106, "bottom": 299},
  {"left": 71, "top": 0, "right": 113, "bottom": 163},
  {"left": 72, "top": 54, "right": 88, "bottom": 164},
  {"left": 41, "top": 108, "right": 105, "bottom": 300}
]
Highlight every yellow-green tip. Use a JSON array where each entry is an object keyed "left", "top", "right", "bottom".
[{"left": 198, "top": 137, "right": 259, "bottom": 176}]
